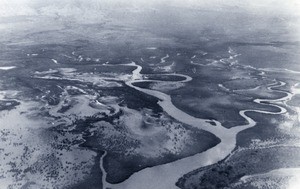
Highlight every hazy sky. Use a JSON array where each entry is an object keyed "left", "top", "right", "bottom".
[
  {"left": 0, "top": 0, "right": 299, "bottom": 44},
  {"left": 1, "top": 0, "right": 299, "bottom": 19}
]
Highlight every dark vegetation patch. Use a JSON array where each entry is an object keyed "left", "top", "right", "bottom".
[
  {"left": 0, "top": 100, "right": 20, "bottom": 111},
  {"left": 103, "top": 127, "right": 220, "bottom": 184}
]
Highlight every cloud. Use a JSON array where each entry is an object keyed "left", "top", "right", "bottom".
[
  {"left": 0, "top": 0, "right": 37, "bottom": 17},
  {"left": 0, "top": 0, "right": 299, "bottom": 23}
]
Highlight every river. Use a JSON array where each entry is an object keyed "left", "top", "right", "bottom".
[{"left": 98, "top": 62, "right": 293, "bottom": 189}]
